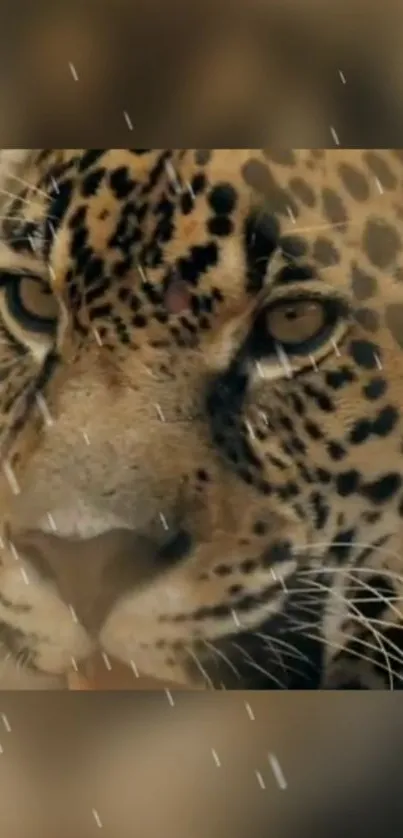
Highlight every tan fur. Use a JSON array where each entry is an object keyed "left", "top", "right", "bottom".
[{"left": 0, "top": 149, "right": 403, "bottom": 688}]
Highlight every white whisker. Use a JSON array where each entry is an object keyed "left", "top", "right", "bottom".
[
  {"left": 230, "top": 641, "right": 288, "bottom": 689},
  {"left": 255, "top": 631, "right": 316, "bottom": 668},
  {"left": 257, "top": 631, "right": 288, "bottom": 677},
  {"left": 294, "top": 576, "right": 396, "bottom": 688},
  {"left": 4, "top": 172, "right": 49, "bottom": 199},
  {"left": 298, "top": 541, "right": 403, "bottom": 577},
  {"left": 0, "top": 187, "right": 47, "bottom": 212},
  {"left": 293, "top": 623, "right": 403, "bottom": 686},
  {"left": 202, "top": 639, "right": 241, "bottom": 680},
  {"left": 185, "top": 646, "right": 214, "bottom": 690}
]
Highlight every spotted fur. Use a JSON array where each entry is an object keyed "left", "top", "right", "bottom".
[{"left": 1, "top": 149, "right": 403, "bottom": 689}]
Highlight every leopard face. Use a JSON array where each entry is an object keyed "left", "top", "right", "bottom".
[{"left": 1, "top": 148, "right": 403, "bottom": 689}]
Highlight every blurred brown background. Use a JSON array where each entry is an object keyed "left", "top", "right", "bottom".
[
  {"left": 0, "top": 692, "right": 403, "bottom": 837},
  {"left": 1, "top": 0, "right": 403, "bottom": 146}
]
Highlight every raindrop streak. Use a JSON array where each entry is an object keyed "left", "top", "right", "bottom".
[
  {"left": 93, "top": 328, "right": 103, "bottom": 347},
  {"left": 375, "top": 178, "right": 383, "bottom": 195},
  {"left": 47, "top": 513, "right": 57, "bottom": 532},
  {"left": 92, "top": 809, "right": 103, "bottom": 828},
  {"left": 165, "top": 161, "right": 182, "bottom": 195},
  {"left": 186, "top": 181, "right": 195, "bottom": 201},
  {"left": 374, "top": 353, "right": 383, "bottom": 370},
  {"left": 1, "top": 714, "right": 11, "bottom": 732},
  {"left": 3, "top": 462, "right": 20, "bottom": 495},
  {"left": 124, "top": 111, "right": 133, "bottom": 131},
  {"left": 102, "top": 653, "right": 112, "bottom": 671},
  {"left": 245, "top": 420, "right": 255, "bottom": 440},
  {"left": 275, "top": 343, "right": 293, "bottom": 379},
  {"left": 36, "top": 394, "right": 54, "bottom": 427},
  {"left": 20, "top": 567, "right": 30, "bottom": 585},
  {"left": 130, "top": 660, "right": 139, "bottom": 677},
  {"left": 159, "top": 512, "right": 169, "bottom": 531},
  {"left": 155, "top": 404, "right": 166, "bottom": 422},
  {"left": 268, "top": 752, "right": 288, "bottom": 790},
  {"left": 136, "top": 262, "right": 147, "bottom": 283},
  {"left": 10, "top": 543, "right": 20, "bottom": 562},
  {"left": 165, "top": 689, "right": 175, "bottom": 706},
  {"left": 69, "top": 63, "right": 79, "bottom": 81},
  {"left": 69, "top": 605, "right": 78, "bottom": 624},
  {"left": 231, "top": 609, "right": 241, "bottom": 628},
  {"left": 211, "top": 748, "right": 221, "bottom": 767}
]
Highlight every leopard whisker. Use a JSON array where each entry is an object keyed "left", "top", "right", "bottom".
[
  {"left": 255, "top": 636, "right": 310, "bottom": 682},
  {"left": 293, "top": 576, "right": 395, "bottom": 689},
  {"left": 351, "top": 615, "right": 403, "bottom": 665},
  {"left": 15, "top": 648, "right": 27, "bottom": 674},
  {"left": 301, "top": 563, "right": 403, "bottom": 623},
  {"left": 254, "top": 632, "right": 288, "bottom": 677},
  {"left": 201, "top": 639, "right": 241, "bottom": 681},
  {"left": 299, "top": 545, "right": 403, "bottom": 580},
  {"left": 279, "top": 616, "right": 318, "bottom": 635},
  {"left": 230, "top": 641, "right": 289, "bottom": 689},
  {"left": 291, "top": 623, "right": 403, "bottom": 687},
  {"left": 0, "top": 186, "right": 56, "bottom": 216},
  {"left": 342, "top": 570, "right": 403, "bottom": 625},
  {"left": 284, "top": 611, "right": 403, "bottom": 671},
  {"left": 255, "top": 631, "right": 317, "bottom": 669},
  {"left": 184, "top": 645, "right": 215, "bottom": 690},
  {"left": 3, "top": 171, "right": 50, "bottom": 200}
]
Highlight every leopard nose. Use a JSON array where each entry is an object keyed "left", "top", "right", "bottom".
[{"left": 11, "top": 524, "right": 195, "bottom": 637}]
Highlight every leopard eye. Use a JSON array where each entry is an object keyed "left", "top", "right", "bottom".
[
  {"left": 266, "top": 299, "right": 326, "bottom": 346},
  {"left": 251, "top": 294, "right": 344, "bottom": 359},
  {"left": 3, "top": 273, "right": 58, "bottom": 336}
]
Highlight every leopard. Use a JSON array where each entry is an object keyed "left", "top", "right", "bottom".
[{"left": 0, "top": 148, "right": 403, "bottom": 690}]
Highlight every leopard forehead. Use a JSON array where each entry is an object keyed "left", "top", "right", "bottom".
[
  {"left": 1, "top": 149, "right": 403, "bottom": 688},
  {"left": 0, "top": 149, "right": 402, "bottom": 389},
  {"left": 2, "top": 149, "right": 403, "bottom": 329}
]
